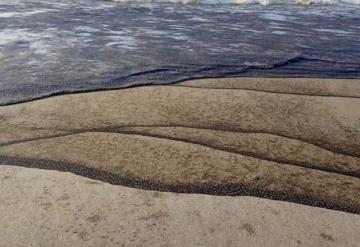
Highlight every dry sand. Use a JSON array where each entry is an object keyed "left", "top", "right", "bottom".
[
  {"left": 0, "top": 77, "right": 360, "bottom": 246},
  {"left": 1, "top": 165, "right": 360, "bottom": 247}
]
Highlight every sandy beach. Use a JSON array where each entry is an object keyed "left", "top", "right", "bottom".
[{"left": 1, "top": 77, "right": 360, "bottom": 246}]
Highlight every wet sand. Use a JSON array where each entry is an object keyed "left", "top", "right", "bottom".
[{"left": 0, "top": 77, "right": 360, "bottom": 246}]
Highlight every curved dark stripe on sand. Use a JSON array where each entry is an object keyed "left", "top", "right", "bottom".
[
  {"left": 1, "top": 126, "right": 360, "bottom": 178},
  {"left": 0, "top": 77, "right": 359, "bottom": 214},
  {"left": 0, "top": 155, "right": 359, "bottom": 214}
]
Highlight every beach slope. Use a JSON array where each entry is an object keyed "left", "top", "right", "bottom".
[{"left": 0, "top": 77, "right": 360, "bottom": 246}]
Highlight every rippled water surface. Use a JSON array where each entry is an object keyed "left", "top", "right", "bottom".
[{"left": 1, "top": 0, "right": 360, "bottom": 104}]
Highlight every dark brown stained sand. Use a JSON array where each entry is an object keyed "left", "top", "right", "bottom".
[{"left": 0, "top": 77, "right": 359, "bottom": 213}]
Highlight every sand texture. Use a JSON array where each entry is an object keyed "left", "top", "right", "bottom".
[
  {"left": 1, "top": 165, "right": 360, "bottom": 247},
  {"left": 0, "top": 77, "right": 360, "bottom": 246}
]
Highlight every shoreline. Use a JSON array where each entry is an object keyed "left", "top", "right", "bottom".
[{"left": 1, "top": 76, "right": 360, "bottom": 106}]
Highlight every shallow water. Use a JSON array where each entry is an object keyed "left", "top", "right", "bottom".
[{"left": 1, "top": 0, "right": 360, "bottom": 104}]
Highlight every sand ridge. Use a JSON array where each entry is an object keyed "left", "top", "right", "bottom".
[{"left": 0, "top": 77, "right": 359, "bottom": 213}]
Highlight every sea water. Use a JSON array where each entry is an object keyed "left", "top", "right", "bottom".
[{"left": 0, "top": 0, "right": 360, "bottom": 104}]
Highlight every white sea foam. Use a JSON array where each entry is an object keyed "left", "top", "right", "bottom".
[{"left": 0, "top": 9, "right": 56, "bottom": 18}]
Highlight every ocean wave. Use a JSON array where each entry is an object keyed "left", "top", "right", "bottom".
[
  {"left": 1, "top": 1, "right": 360, "bottom": 105},
  {"left": 110, "top": 0, "right": 360, "bottom": 5}
]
